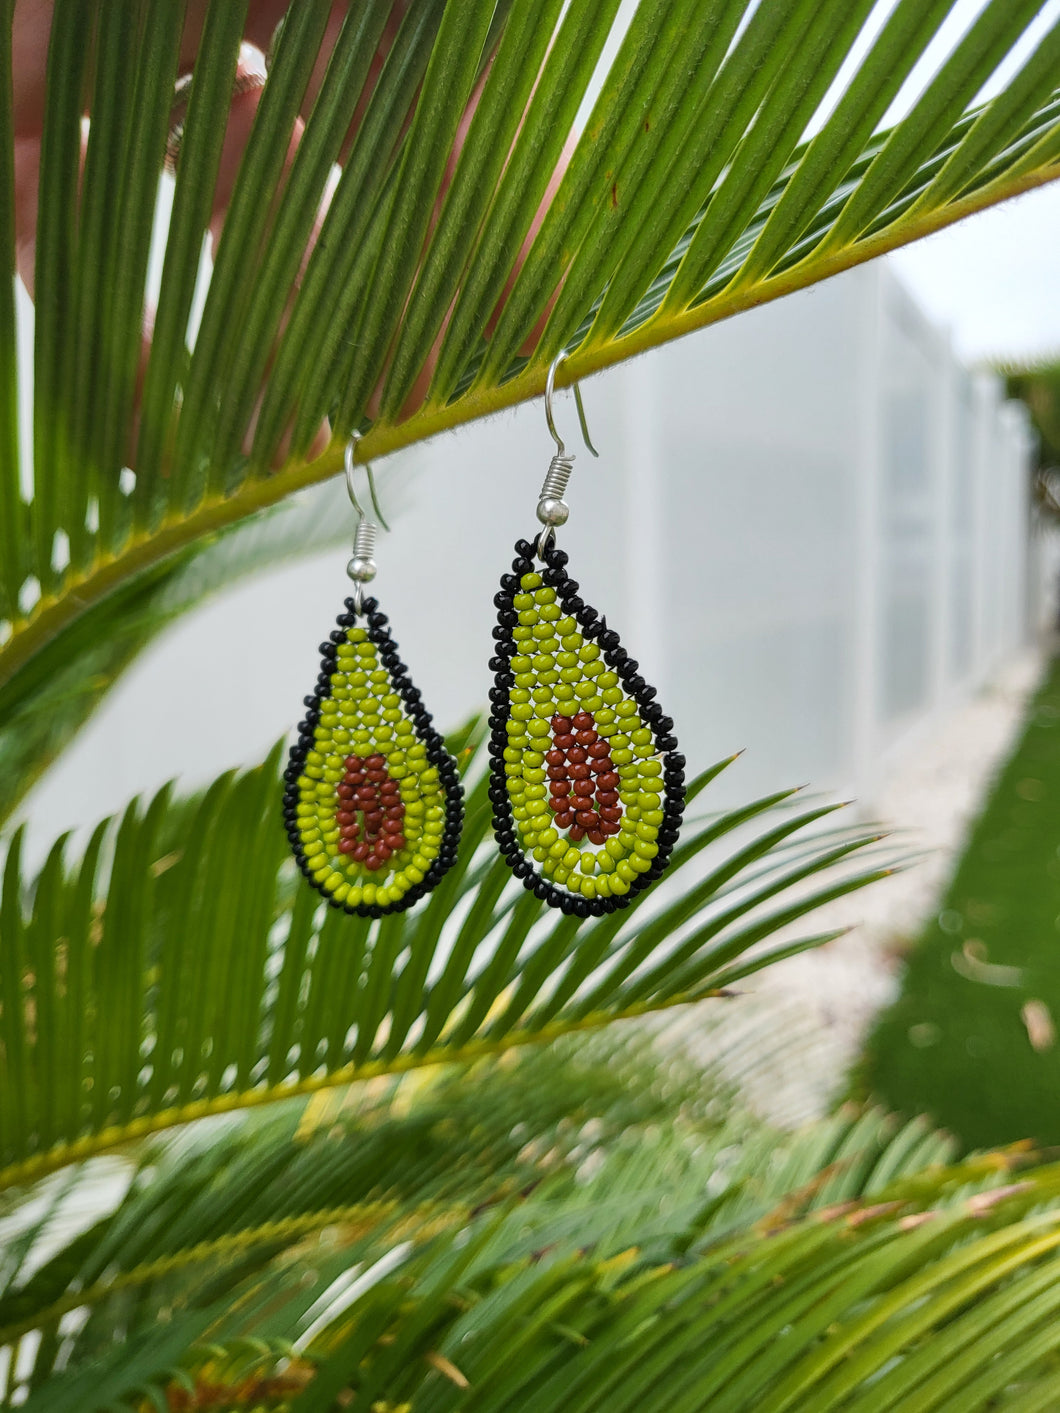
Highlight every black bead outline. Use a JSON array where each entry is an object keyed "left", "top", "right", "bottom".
[
  {"left": 489, "top": 536, "right": 685, "bottom": 916},
  {"left": 284, "top": 596, "right": 464, "bottom": 919}
]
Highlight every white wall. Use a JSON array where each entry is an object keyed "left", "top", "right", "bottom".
[{"left": 18, "top": 261, "right": 1042, "bottom": 856}]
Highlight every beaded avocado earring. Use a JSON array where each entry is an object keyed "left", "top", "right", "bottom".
[
  {"left": 488, "top": 353, "right": 685, "bottom": 917},
  {"left": 283, "top": 439, "right": 464, "bottom": 917}
]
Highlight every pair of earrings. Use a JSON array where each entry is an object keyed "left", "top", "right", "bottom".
[{"left": 283, "top": 354, "right": 685, "bottom": 920}]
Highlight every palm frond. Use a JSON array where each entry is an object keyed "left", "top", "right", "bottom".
[
  {"left": 3, "top": 2, "right": 1060, "bottom": 763},
  {"left": 0, "top": 738, "right": 890, "bottom": 1188}
]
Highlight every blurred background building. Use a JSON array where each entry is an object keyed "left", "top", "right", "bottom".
[{"left": 19, "top": 261, "right": 1052, "bottom": 848}]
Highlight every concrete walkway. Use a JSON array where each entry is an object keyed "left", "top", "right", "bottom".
[{"left": 663, "top": 647, "right": 1048, "bottom": 1128}]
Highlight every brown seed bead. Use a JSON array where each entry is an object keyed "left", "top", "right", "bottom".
[
  {"left": 569, "top": 824, "right": 586, "bottom": 841},
  {"left": 386, "top": 803, "right": 405, "bottom": 818},
  {"left": 588, "top": 740, "right": 610, "bottom": 758},
  {"left": 352, "top": 842, "right": 370, "bottom": 861},
  {"left": 546, "top": 749, "right": 565, "bottom": 767},
  {"left": 547, "top": 765, "right": 567, "bottom": 781},
  {"left": 588, "top": 829, "right": 605, "bottom": 846},
  {"left": 355, "top": 784, "right": 376, "bottom": 803},
  {"left": 338, "top": 839, "right": 357, "bottom": 854},
  {"left": 389, "top": 835, "right": 406, "bottom": 852},
  {"left": 337, "top": 810, "right": 356, "bottom": 826},
  {"left": 566, "top": 746, "right": 587, "bottom": 764},
  {"left": 569, "top": 763, "right": 591, "bottom": 781},
  {"left": 366, "top": 754, "right": 385, "bottom": 769},
  {"left": 366, "top": 768, "right": 387, "bottom": 783},
  {"left": 375, "top": 841, "right": 392, "bottom": 862},
  {"left": 364, "top": 810, "right": 384, "bottom": 829},
  {"left": 551, "top": 781, "right": 571, "bottom": 797},
  {"left": 380, "top": 779, "right": 400, "bottom": 796},
  {"left": 573, "top": 711, "right": 593, "bottom": 730},
  {"left": 573, "top": 780, "right": 595, "bottom": 797},
  {"left": 596, "top": 791, "right": 619, "bottom": 807},
  {"left": 551, "top": 714, "right": 573, "bottom": 731},
  {"left": 365, "top": 854, "right": 380, "bottom": 871},
  {"left": 575, "top": 730, "right": 597, "bottom": 746},
  {"left": 575, "top": 809, "right": 597, "bottom": 828},
  {"left": 337, "top": 783, "right": 355, "bottom": 800},
  {"left": 554, "top": 733, "right": 576, "bottom": 751},
  {"left": 590, "top": 758, "right": 611, "bottom": 775},
  {"left": 600, "top": 805, "right": 622, "bottom": 822},
  {"left": 549, "top": 795, "right": 568, "bottom": 813},
  {"left": 600, "top": 820, "right": 621, "bottom": 837},
  {"left": 383, "top": 816, "right": 404, "bottom": 833},
  {"left": 555, "top": 810, "right": 576, "bottom": 829},
  {"left": 596, "top": 771, "right": 619, "bottom": 790}
]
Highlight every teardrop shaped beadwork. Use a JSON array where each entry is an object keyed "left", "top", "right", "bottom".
[
  {"left": 488, "top": 537, "right": 684, "bottom": 916},
  {"left": 284, "top": 595, "right": 463, "bottom": 917}
]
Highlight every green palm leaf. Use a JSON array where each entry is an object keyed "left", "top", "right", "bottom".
[
  {"left": 2, "top": 1, "right": 1060, "bottom": 762},
  {"left": 0, "top": 739, "right": 890, "bottom": 1188}
]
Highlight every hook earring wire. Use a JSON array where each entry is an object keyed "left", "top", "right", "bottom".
[
  {"left": 544, "top": 349, "right": 599, "bottom": 458},
  {"left": 536, "top": 350, "right": 598, "bottom": 555},
  {"left": 344, "top": 433, "right": 389, "bottom": 611}
]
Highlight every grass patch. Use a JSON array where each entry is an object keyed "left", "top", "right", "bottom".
[{"left": 859, "top": 657, "right": 1060, "bottom": 1151}]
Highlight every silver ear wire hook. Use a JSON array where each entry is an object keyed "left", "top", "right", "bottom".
[
  {"left": 344, "top": 434, "right": 389, "bottom": 612},
  {"left": 544, "top": 348, "right": 599, "bottom": 459},
  {"left": 537, "top": 350, "right": 598, "bottom": 555}
]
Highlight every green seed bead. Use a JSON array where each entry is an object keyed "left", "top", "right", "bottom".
[
  {"left": 510, "top": 703, "right": 533, "bottom": 721},
  {"left": 598, "top": 673, "right": 619, "bottom": 689},
  {"left": 534, "top": 846, "right": 549, "bottom": 863},
  {"left": 596, "top": 850, "right": 616, "bottom": 873},
  {"left": 527, "top": 719, "right": 550, "bottom": 737},
  {"left": 540, "top": 602, "right": 560, "bottom": 620},
  {"left": 524, "top": 749, "right": 545, "bottom": 767},
  {"left": 563, "top": 847, "right": 581, "bottom": 870},
  {"left": 537, "top": 826, "right": 558, "bottom": 847},
  {"left": 523, "top": 831, "right": 538, "bottom": 849},
  {"left": 532, "top": 653, "right": 553, "bottom": 672},
  {"left": 616, "top": 701, "right": 637, "bottom": 717},
  {"left": 574, "top": 681, "right": 595, "bottom": 700},
  {"left": 583, "top": 695, "right": 603, "bottom": 710},
  {"left": 630, "top": 728, "right": 652, "bottom": 746},
  {"left": 513, "top": 593, "right": 534, "bottom": 610},
  {"left": 512, "top": 626, "right": 532, "bottom": 643},
  {"left": 640, "top": 792, "right": 662, "bottom": 810},
  {"left": 524, "top": 768, "right": 547, "bottom": 784},
  {"left": 633, "top": 839, "right": 658, "bottom": 859},
  {"left": 609, "top": 873, "right": 630, "bottom": 895},
  {"left": 518, "top": 609, "right": 539, "bottom": 626},
  {"left": 560, "top": 634, "right": 581, "bottom": 651},
  {"left": 514, "top": 672, "right": 534, "bottom": 689},
  {"left": 556, "top": 652, "right": 576, "bottom": 668},
  {"left": 521, "top": 572, "right": 543, "bottom": 589},
  {"left": 635, "top": 822, "right": 657, "bottom": 841},
  {"left": 538, "top": 668, "right": 559, "bottom": 684},
  {"left": 618, "top": 829, "right": 637, "bottom": 850},
  {"left": 511, "top": 654, "right": 532, "bottom": 672},
  {"left": 531, "top": 687, "right": 552, "bottom": 704},
  {"left": 510, "top": 689, "right": 531, "bottom": 705},
  {"left": 617, "top": 860, "right": 637, "bottom": 882},
  {"left": 612, "top": 748, "right": 633, "bottom": 766},
  {"left": 554, "top": 866, "right": 571, "bottom": 885},
  {"left": 535, "top": 584, "right": 556, "bottom": 602},
  {"left": 405, "top": 866, "right": 424, "bottom": 884},
  {"left": 581, "top": 877, "right": 597, "bottom": 899},
  {"left": 559, "top": 667, "right": 581, "bottom": 684},
  {"left": 595, "top": 874, "right": 613, "bottom": 898},
  {"left": 554, "top": 684, "right": 575, "bottom": 702},
  {"left": 642, "top": 809, "right": 665, "bottom": 826},
  {"left": 579, "top": 853, "right": 596, "bottom": 875},
  {"left": 578, "top": 643, "right": 600, "bottom": 661},
  {"left": 549, "top": 839, "right": 568, "bottom": 859},
  {"left": 557, "top": 617, "right": 577, "bottom": 635}
]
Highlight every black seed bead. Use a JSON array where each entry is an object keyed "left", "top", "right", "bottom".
[
  {"left": 492, "top": 626, "right": 512, "bottom": 643},
  {"left": 368, "top": 611, "right": 388, "bottom": 628},
  {"left": 515, "top": 537, "right": 535, "bottom": 558},
  {"left": 489, "top": 686, "right": 507, "bottom": 704},
  {"left": 598, "top": 629, "right": 619, "bottom": 651},
  {"left": 638, "top": 684, "right": 658, "bottom": 703},
  {"left": 511, "top": 858, "right": 530, "bottom": 878},
  {"left": 560, "top": 578, "right": 579, "bottom": 596},
  {"left": 498, "top": 609, "right": 518, "bottom": 628},
  {"left": 532, "top": 879, "right": 549, "bottom": 900},
  {"left": 572, "top": 898, "right": 591, "bottom": 918},
  {"left": 565, "top": 595, "right": 584, "bottom": 614},
  {"left": 493, "top": 590, "right": 514, "bottom": 609},
  {"left": 547, "top": 547, "right": 569, "bottom": 568},
  {"left": 658, "top": 735, "right": 678, "bottom": 752},
  {"left": 318, "top": 641, "right": 337, "bottom": 657},
  {"left": 361, "top": 596, "right": 378, "bottom": 614},
  {"left": 664, "top": 769, "right": 685, "bottom": 785},
  {"left": 511, "top": 556, "right": 532, "bottom": 575},
  {"left": 666, "top": 752, "right": 686, "bottom": 771},
  {"left": 489, "top": 655, "right": 510, "bottom": 674}
]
